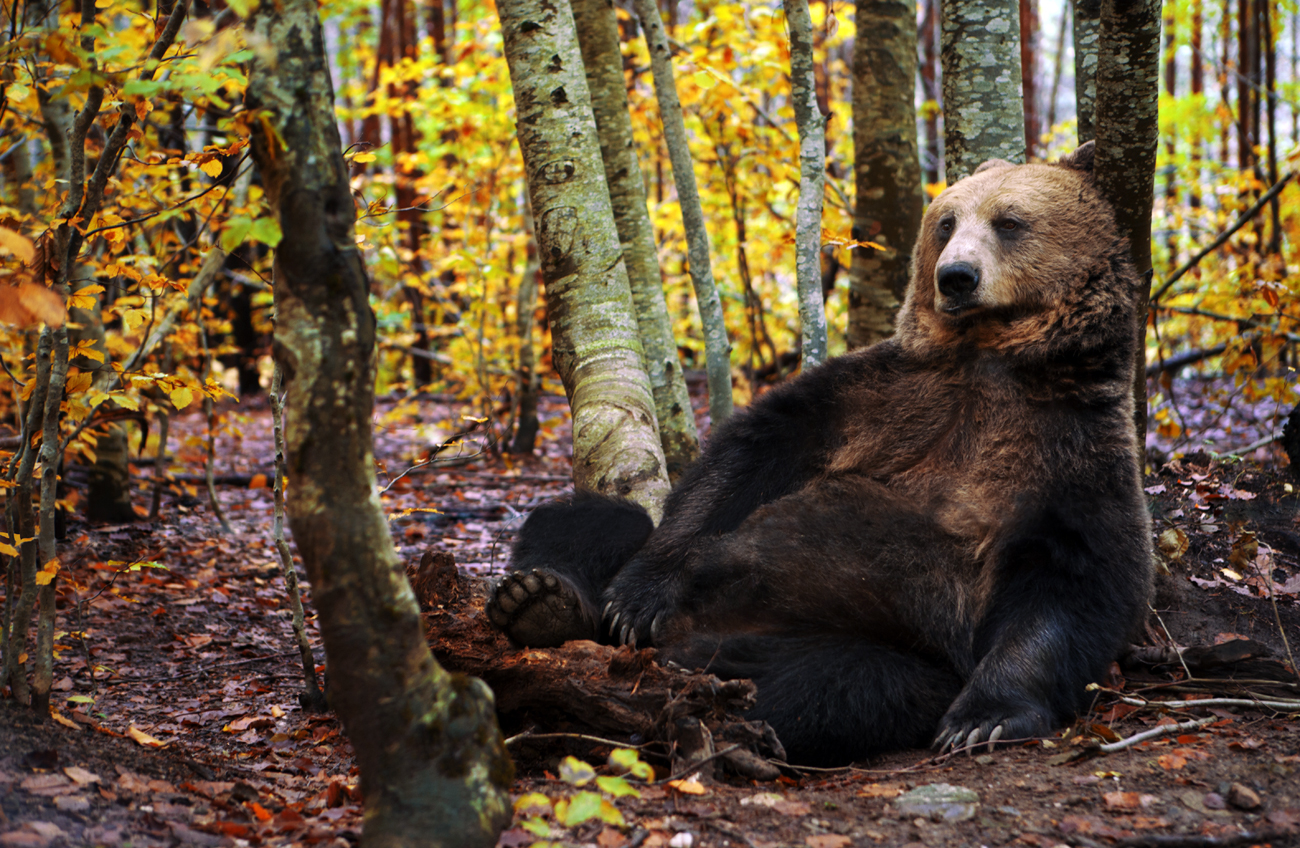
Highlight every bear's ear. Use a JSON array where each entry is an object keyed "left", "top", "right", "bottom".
[
  {"left": 973, "top": 158, "right": 1015, "bottom": 175},
  {"left": 1057, "top": 140, "right": 1096, "bottom": 176}
]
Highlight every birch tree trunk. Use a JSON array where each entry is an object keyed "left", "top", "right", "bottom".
[
  {"left": 571, "top": 0, "right": 700, "bottom": 478},
  {"left": 245, "top": 1, "right": 514, "bottom": 844},
  {"left": 1093, "top": 0, "right": 1160, "bottom": 448},
  {"left": 785, "top": 0, "right": 828, "bottom": 369},
  {"left": 497, "top": 0, "right": 672, "bottom": 518},
  {"left": 848, "top": 0, "right": 922, "bottom": 349},
  {"left": 633, "top": 0, "right": 734, "bottom": 427},
  {"left": 1073, "top": 0, "right": 1100, "bottom": 142},
  {"left": 941, "top": 0, "right": 1026, "bottom": 178}
]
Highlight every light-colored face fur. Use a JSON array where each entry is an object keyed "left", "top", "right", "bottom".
[{"left": 896, "top": 147, "right": 1129, "bottom": 355}]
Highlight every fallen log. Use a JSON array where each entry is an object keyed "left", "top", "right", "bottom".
[{"left": 411, "top": 551, "right": 786, "bottom": 778}]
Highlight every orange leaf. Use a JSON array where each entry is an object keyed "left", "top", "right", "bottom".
[
  {"left": 249, "top": 801, "right": 273, "bottom": 822},
  {"left": 0, "top": 282, "right": 66, "bottom": 327},
  {"left": 667, "top": 777, "right": 707, "bottom": 795},
  {"left": 249, "top": 473, "right": 268, "bottom": 489},
  {"left": 0, "top": 226, "right": 35, "bottom": 262}
]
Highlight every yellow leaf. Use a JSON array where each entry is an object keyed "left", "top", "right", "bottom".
[
  {"left": 128, "top": 726, "right": 167, "bottom": 747},
  {"left": 36, "top": 558, "right": 60, "bottom": 586},
  {"left": 0, "top": 226, "right": 35, "bottom": 262},
  {"left": 0, "top": 541, "right": 16, "bottom": 556},
  {"left": 134, "top": 99, "right": 153, "bottom": 121},
  {"left": 169, "top": 387, "right": 194, "bottom": 410},
  {"left": 112, "top": 393, "right": 140, "bottom": 411},
  {"left": 200, "top": 159, "right": 223, "bottom": 178},
  {"left": 351, "top": 151, "right": 377, "bottom": 163}
]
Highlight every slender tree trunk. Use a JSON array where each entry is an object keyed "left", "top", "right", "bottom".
[
  {"left": 1190, "top": 0, "right": 1203, "bottom": 208},
  {"left": 1073, "top": 0, "right": 1100, "bottom": 142},
  {"left": 941, "top": 0, "right": 1026, "bottom": 178},
  {"left": 1263, "top": 2, "right": 1281, "bottom": 253},
  {"left": 245, "top": 0, "right": 514, "bottom": 844},
  {"left": 919, "top": 0, "right": 941, "bottom": 185},
  {"left": 1019, "top": 0, "right": 1038, "bottom": 158},
  {"left": 1164, "top": 3, "right": 1177, "bottom": 260},
  {"left": 633, "top": 0, "right": 734, "bottom": 427},
  {"left": 1219, "top": 0, "right": 1231, "bottom": 165},
  {"left": 848, "top": 0, "right": 922, "bottom": 349},
  {"left": 571, "top": 0, "right": 700, "bottom": 477},
  {"left": 1094, "top": 0, "right": 1160, "bottom": 449},
  {"left": 510, "top": 197, "right": 542, "bottom": 455},
  {"left": 497, "top": 0, "right": 672, "bottom": 517},
  {"left": 1045, "top": 0, "right": 1069, "bottom": 132},
  {"left": 785, "top": 0, "right": 828, "bottom": 368}
]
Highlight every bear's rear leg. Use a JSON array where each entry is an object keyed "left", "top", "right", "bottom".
[{"left": 487, "top": 570, "right": 598, "bottom": 648}]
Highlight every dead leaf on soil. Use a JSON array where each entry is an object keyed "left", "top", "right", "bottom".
[
  {"left": 856, "top": 782, "right": 904, "bottom": 799},
  {"left": 1102, "top": 791, "right": 1161, "bottom": 811},
  {"left": 128, "top": 725, "right": 167, "bottom": 747},
  {"left": 62, "top": 766, "right": 100, "bottom": 785},
  {"left": 805, "top": 836, "right": 851, "bottom": 848},
  {"left": 667, "top": 777, "right": 707, "bottom": 795}
]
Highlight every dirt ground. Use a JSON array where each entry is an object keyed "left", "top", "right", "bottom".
[{"left": 1, "top": 393, "right": 1298, "bottom": 848}]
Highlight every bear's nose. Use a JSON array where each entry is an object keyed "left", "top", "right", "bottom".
[{"left": 937, "top": 262, "right": 980, "bottom": 299}]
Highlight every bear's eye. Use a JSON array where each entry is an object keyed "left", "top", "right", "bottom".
[
  {"left": 937, "top": 218, "right": 954, "bottom": 236},
  {"left": 998, "top": 219, "right": 1018, "bottom": 231}
]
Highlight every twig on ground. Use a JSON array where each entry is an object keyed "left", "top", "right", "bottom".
[
  {"left": 503, "top": 730, "right": 652, "bottom": 749},
  {"left": 1097, "top": 716, "right": 1215, "bottom": 753},
  {"left": 654, "top": 744, "right": 741, "bottom": 785},
  {"left": 1115, "top": 694, "right": 1300, "bottom": 710},
  {"left": 1220, "top": 431, "right": 1281, "bottom": 457}
]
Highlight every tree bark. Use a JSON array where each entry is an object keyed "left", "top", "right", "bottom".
[
  {"left": 785, "top": 0, "right": 828, "bottom": 368},
  {"left": 1093, "top": 0, "right": 1160, "bottom": 450},
  {"left": 509, "top": 201, "right": 542, "bottom": 455},
  {"left": 941, "top": 0, "right": 1025, "bottom": 179},
  {"left": 848, "top": 0, "right": 922, "bottom": 349},
  {"left": 244, "top": 1, "right": 514, "bottom": 844},
  {"left": 571, "top": 0, "right": 700, "bottom": 478},
  {"left": 633, "top": 0, "right": 734, "bottom": 427},
  {"left": 1072, "top": 0, "right": 1100, "bottom": 142},
  {"left": 1019, "top": 0, "right": 1038, "bottom": 158},
  {"left": 497, "top": 0, "right": 672, "bottom": 518}
]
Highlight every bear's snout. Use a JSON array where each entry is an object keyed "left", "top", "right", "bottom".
[{"left": 937, "top": 261, "right": 980, "bottom": 312}]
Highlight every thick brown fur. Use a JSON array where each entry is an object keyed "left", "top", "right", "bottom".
[{"left": 492, "top": 142, "right": 1154, "bottom": 766}]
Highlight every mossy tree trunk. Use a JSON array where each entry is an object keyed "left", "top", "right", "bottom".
[
  {"left": 570, "top": 0, "right": 700, "bottom": 479},
  {"left": 244, "top": 1, "right": 514, "bottom": 845},
  {"left": 1073, "top": 0, "right": 1101, "bottom": 143},
  {"left": 847, "top": 0, "right": 922, "bottom": 349},
  {"left": 1093, "top": 0, "right": 1160, "bottom": 450},
  {"left": 784, "top": 0, "right": 828, "bottom": 369},
  {"left": 941, "top": 0, "right": 1025, "bottom": 179},
  {"left": 497, "top": 0, "right": 672, "bottom": 519}
]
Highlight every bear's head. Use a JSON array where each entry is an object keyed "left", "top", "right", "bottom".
[{"left": 896, "top": 142, "right": 1138, "bottom": 358}]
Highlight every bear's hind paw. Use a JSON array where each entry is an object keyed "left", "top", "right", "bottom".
[{"left": 487, "top": 569, "right": 597, "bottom": 648}]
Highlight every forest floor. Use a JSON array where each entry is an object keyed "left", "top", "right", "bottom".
[{"left": 1, "top": 387, "right": 1299, "bottom": 848}]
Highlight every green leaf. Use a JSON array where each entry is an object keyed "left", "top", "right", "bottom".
[
  {"left": 609, "top": 748, "right": 654, "bottom": 781},
  {"left": 519, "top": 817, "right": 550, "bottom": 837},
  {"left": 67, "top": 694, "right": 95, "bottom": 704},
  {"left": 225, "top": 0, "right": 256, "bottom": 18},
  {"left": 123, "top": 79, "right": 164, "bottom": 97},
  {"left": 248, "top": 216, "right": 282, "bottom": 248},
  {"left": 512, "top": 792, "right": 551, "bottom": 815},
  {"left": 596, "top": 775, "right": 640, "bottom": 798},
  {"left": 558, "top": 756, "right": 595, "bottom": 787},
  {"left": 558, "top": 791, "right": 603, "bottom": 827},
  {"left": 597, "top": 798, "right": 627, "bottom": 826},
  {"left": 221, "top": 216, "right": 253, "bottom": 252}
]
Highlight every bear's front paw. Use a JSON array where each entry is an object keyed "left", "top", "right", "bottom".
[
  {"left": 601, "top": 575, "right": 680, "bottom": 648},
  {"left": 932, "top": 699, "right": 1052, "bottom": 755},
  {"left": 487, "top": 569, "right": 597, "bottom": 648}
]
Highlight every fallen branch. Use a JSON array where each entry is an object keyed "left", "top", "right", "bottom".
[
  {"left": 1097, "top": 716, "right": 1215, "bottom": 753},
  {"left": 1115, "top": 695, "right": 1300, "bottom": 711},
  {"left": 1145, "top": 342, "right": 1228, "bottom": 376}
]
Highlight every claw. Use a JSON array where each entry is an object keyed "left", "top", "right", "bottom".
[
  {"left": 964, "top": 728, "right": 981, "bottom": 754},
  {"left": 986, "top": 725, "right": 1003, "bottom": 752},
  {"left": 621, "top": 623, "right": 632, "bottom": 646},
  {"left": 608, "top": 612, "right": 621, "bottom": 635},
  {"left": 650, "top": 613, "right": 663, "bottom": 642},
  {"left": 604, "top": 600, "right": 614, "bottom": 617}
]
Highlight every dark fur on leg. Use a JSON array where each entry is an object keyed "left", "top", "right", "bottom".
[
  {"left": 488, "top": 491, "right": 653, "bottom": 647},
  {"left": 670, "top": 635, "right": 962, "bottom": 767}
]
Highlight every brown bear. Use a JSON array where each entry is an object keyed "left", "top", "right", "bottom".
[{"left": 488, "top": 142, "right": 1154, "bottom": 766}]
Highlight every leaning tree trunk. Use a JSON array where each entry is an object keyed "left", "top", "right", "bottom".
[
  {"left": 497, "top": 0, "right": 672, "bottom": 519},
  {"left": 1093, "top": 0, "right": 1160, "bottom": 450},
  {"left": 847, "top": 0, "right": 923, "bottom": 349},
  {"left": 1073, "top": 0, "right": 1100, "bottom": 143},
  {"left": 785, "top": 0, "right": 829, "bottom": 369},
  {"left": 634, "top": 0, "right": 734, "bottom": 427},
  {"left": 244, "top": 2, "right": 514, "bottom": 845},
  {"left": 941, "top": 0, "right": 1026, "bottom": 178},
  {"left": 571, "top": 0, "right": 701, "bottom": 479}
]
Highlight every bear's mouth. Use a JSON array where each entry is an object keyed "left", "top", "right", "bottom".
[{"left": 939, "top": 298, "right": 980, "bottom": 317}]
